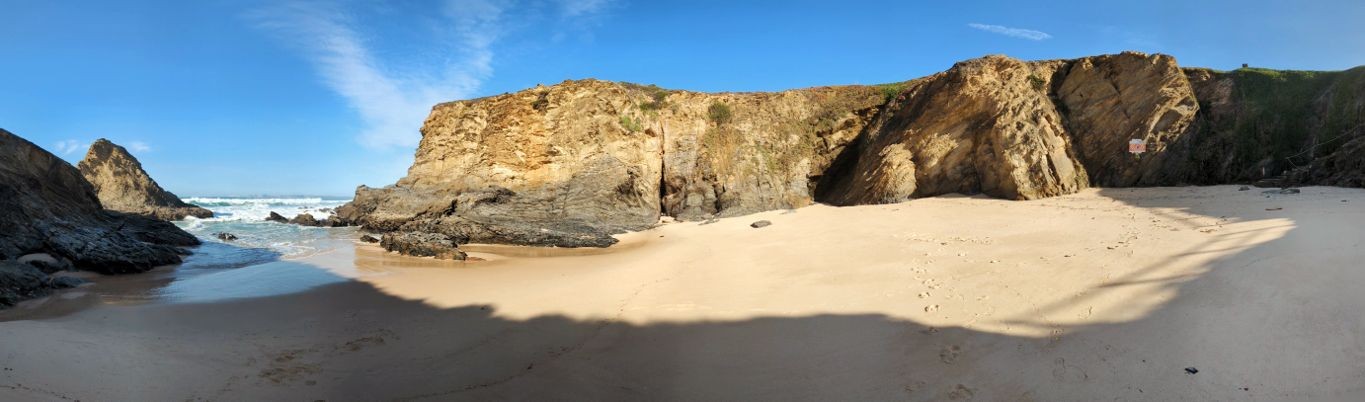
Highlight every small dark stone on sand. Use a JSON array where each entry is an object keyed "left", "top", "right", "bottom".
[
  {"left": 1184, "top": 367, "right": 1199, "bottom": 375},
  {"left": 750, "top": 220, "right": 772, "bottom": 228},
  {"left": 1262, "top": 188, "right": 1300, "bottom": 195},
  {"left": 1238, "top": 186, "right": 1250, "bottom": 191},
  {"left": 49, "top": 276, "right": 87, "bottom": 289}
]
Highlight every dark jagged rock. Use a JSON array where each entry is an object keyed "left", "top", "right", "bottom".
[
  {"left": 77, "top": 139, "right": 213, "bottom": 220},
  {"left": 215, "top": 232, "right": 239, "bottom": 241},
  {"left": 359, "top": 234, "right": 380, "bottom": 243},
  {"left": 266, "top": 212, "right": 289, "bottom": 223},
  {"left": 0, "top": 261, "right": 50, "bottom": 307},
  {"left": 1, "top": 129, "right": 198, "bottom": 286},
  {"left": 288, "top": 213, "right": 320, "bottom": 226},
  {"left": 379, "top": 232, "right": 467, "bottom": 260}
]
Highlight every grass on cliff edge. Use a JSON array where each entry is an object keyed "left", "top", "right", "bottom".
[
  {"left": 873, "top": 81, "right": 911, "bottom": 102},
  {"left": 1215, "top": 67, "right": 1363, "bottom": 167}
]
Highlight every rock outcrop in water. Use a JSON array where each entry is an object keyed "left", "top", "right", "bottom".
[
  {"left": 0, "top": 129, "right": 200, "bottom": 305},
  {"left": 338, "top": 51, "right": 1365, "bottom": 249},
  {"left": 78, "top": 139, "right": 212, "bottom": 221}
]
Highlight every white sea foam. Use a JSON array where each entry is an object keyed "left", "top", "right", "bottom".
[
  {"left": 174, "top": 196, "right": 353, "bottom": 261},
  {"left": 182, "top": 196, "right": 349, "bottom": 222}
]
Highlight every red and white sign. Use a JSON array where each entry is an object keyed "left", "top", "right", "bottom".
[{"left": 1129, "top": 139, "right": 1147, "bottom": 154}]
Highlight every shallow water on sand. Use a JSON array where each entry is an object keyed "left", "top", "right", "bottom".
[{"left": 0, "top": 197, "right": 362, "bottom": 320}]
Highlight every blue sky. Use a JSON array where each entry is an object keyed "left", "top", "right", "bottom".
[{"left": 3, "top": 0, "right": 1363, "bottom": 197}]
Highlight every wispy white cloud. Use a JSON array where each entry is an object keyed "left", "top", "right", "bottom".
[
  {"left": 53, "top": 139, "right": 86, "bottom": 155},
  {"left": 559, "top": 0, "right": 612, "bottom": 18},
  {"left": 250, "top": 0, "right": 615, "bottom": 150},
  {"left": 127, "top": 141, "right": 152, "bottom": 153},
  {"left": 250, "top": 0, "right": 502, "bottom": 149},
  {"left": 968, "top": 23, "right": 1052, "bottom": 41}
]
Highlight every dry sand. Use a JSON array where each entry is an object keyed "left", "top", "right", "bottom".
[{"left": 2, "top": 186, "right": 1363, "bottom": 401}]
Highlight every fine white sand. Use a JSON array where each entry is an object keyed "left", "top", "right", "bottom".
[{"left": 2, "top": 186, "right": 1363, "bottom": 400}]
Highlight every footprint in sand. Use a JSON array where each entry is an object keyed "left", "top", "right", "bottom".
[
  {"left": 939, "top": 345, "right": 962, "bottom": 364},
  {"left": 947, "top": 383, "right": 976, "bottom": 400},
  {"left": 1051, "top": 357, "right": 1089, "bottom": 383}
]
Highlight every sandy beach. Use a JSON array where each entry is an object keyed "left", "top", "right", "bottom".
[{"left": 2, "top": 185, "right": 1364, "bottom": 401}]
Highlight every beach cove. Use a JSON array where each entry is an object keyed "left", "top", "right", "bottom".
[{"left": 4, "top": 186, "right": 1362, "bottom": 401}]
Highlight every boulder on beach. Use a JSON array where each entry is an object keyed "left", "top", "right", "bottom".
[
  {"left": 77, "top": 139, "right": 213, "bottom": 221},
  {"left": 379, "top": 232, "right": 467, "bottom": 260},
  {"left": 17, "top": 253, "right": 73, "bottom": 274},
  {"left": 359, "top": 234, "right": 380, "bottom": 243},
  {"left": 0, "top": 129, "right": 198, "bottom": 305},
  {"left": 0, "top": 261, "right": 50, "bottom": 307}
]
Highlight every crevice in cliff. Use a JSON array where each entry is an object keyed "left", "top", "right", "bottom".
[{"left": 657, "top": 124, "right": 668, "bottom": 217}]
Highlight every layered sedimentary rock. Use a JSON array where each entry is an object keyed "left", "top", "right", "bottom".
[
  {"left": 340, "top": 51, "right": 1365, "bottom": 248},
  {"left": 78, "top": 138, "right": 212, "bottom": 220},
  {"left": 819, "top": 56, "right": 1089, "bottom": 203},
  {"left": 0, "top": 129, "right": 200, "bottom": 304},
  {"left": 1057, "top": 53, "right": 1200, "bottom": 186}
]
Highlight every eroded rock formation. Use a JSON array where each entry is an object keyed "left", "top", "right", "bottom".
[
  {"left": 338, "top": 52, "right": 1365, "bottom": 249},
  {"left": 336, "top": 80, "right": 887, "bottom": 247},
  {"left": 1, "top": 129, "right": 200, "bottom": 305},
  {"left": 379, "top": 232, "right": 467, "bottom": 260},
  {"left": 78, "top": 139, "right": 212, "bottom": 220}
]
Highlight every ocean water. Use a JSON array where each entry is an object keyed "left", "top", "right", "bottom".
[
  {"left": 149, "top": 197, "right": 356, "bottom": 303},
  {"left": 177, "top": 196, "right": 352, "bottom": 260}
]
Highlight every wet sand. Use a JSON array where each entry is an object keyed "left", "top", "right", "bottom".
[{"left": 2, "top": 186, "right": 1364, "bottom": 400}]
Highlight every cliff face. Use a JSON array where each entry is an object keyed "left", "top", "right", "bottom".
[
  {"left": 0, "top": 129, "right": 199, "bottom": 276},
  {"left": 1179, "top": 66, "right": 1365, "bottom": 186},
  {"left": 819, "top": 57, "right": 1089, "bottom": 203},
  {"left": 77, "top": 139, "right": 212, "bottom": 221},
  {"left": 340, "top": 52, "right": 1365, "bottom": 248},
  {"left": 338, "top": 81, "right": 886, "bottom": 246}
]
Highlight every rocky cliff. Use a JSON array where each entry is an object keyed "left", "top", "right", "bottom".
[
  {"left": 340, "top": 51, "right": 1365, "bottom": 248},
  {"left": 77, "top": 138, "right": 212, "bottom": 220},
  {"left": 1, "top": 129, "right": 199, "bottom": 305},
  {"left": 1179, "top": 66, "right": 1365, "bottom": 186},
  {"left": 338, "top": 81, "right": 886, "bottom": 246}
]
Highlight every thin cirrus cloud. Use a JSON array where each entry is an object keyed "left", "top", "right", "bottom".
[
  {"left": 250, "top": 0, "right": 614, "bottom": 150},
  {"left": 127, "top": 141, "right": 152, "bottom": 153},
  {"left": 967, "top": 23, "right": 1052, "bottom": 41},
  {"left": 52, "top": 139, "right": 150, "bottom": 156},
  {"left": 53, "top": 139, "right": 87, "bottom": 155}
]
